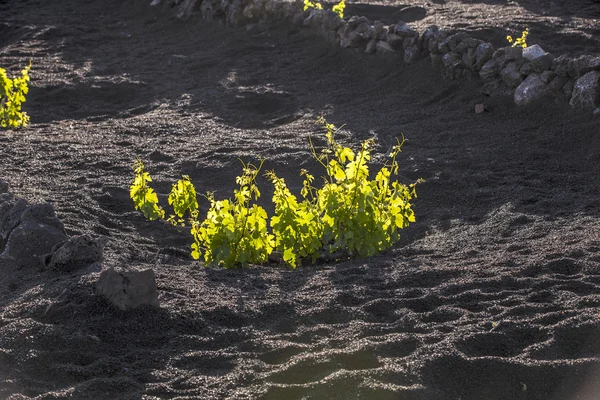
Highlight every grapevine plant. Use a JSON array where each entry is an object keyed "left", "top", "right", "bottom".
[
  {"left": 130, "top": 118, "right": 421, "bottom": 269},
  {"left": 304, "top": 0, "right": 346, "bottom": 18},
  {"left": 0, "top": 61, "right": 31, "bottom": 129},
  {"left": 507, "top": 28, "right": 529, "bottom": 48}
]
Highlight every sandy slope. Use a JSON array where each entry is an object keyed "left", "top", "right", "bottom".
[{"left": 1, "top": 0, "right": 600, "bottom": 399}]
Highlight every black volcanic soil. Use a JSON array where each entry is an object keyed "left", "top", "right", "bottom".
[{"left": 1, "top": 0, "right": 600, "bottom": 399}]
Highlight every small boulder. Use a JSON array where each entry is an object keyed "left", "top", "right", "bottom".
[
  {"left": 514, "top": 73, "right": 552, "bottom": 106},
  {"left": 96, "top": 268, "right": 159, "bottom": 310},
  {"left": 500, "top": 61, "right": 524, "bottom": 88},
  {"left": 569, "top": 71, "right": 600, "bottom": 109},
  {"left": 2, "top": 220, "right": 68, "bottom": 268},
  {"left": 45, "top": 234, "right": 107, "bottom": 273}
]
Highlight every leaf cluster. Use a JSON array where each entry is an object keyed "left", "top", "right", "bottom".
[
  {"left": 303, "top": 0, "right": 345, "bottom": 18},
  {"left": 190, "top": 160, "right": 274, "bottom": 268},
  {"left": 0, "top": 61, "right": 31, "bottom": 129},
  {"left": 507, "top": 28, "right": 529, "bottom": 48},
  {"left": 130, "top": 118, "right": 422, "bottom": 269}
]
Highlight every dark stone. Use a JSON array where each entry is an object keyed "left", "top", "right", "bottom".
[
  {"left": 479, "top": 59, "right": 499, "bottom": 82},
  {"left": 443, "top": 52, "right": 464, "bottom": 80},
  {"left": 474, "top": 43, "right": 494, "bottom": 71},
  {"left": 500, "top": 61, "right": 524, "bottom": 88},
  {"left": 386, "top": 32, "right": 404, "bottom": 50},
  {"left": 552, "top": 55, "right": 570, "bottom": 77},
  {"left": 520, "top": 62, "right": 534, "bottom": 76},
  {"left": 540, "top": 70, "right": 556, "bottom": 84},
  {"left": 438, "top": 32, "right": 469, "bottom": 53},
  {"left": 45, "top": 234, "right": 107, "bottom": 273},
  {"left": 394, "top": 21, "right": 417, "bottom": 37},
  {"left": 96, "top": 268, "right": 160, "bottom": 310},
  {"left": 570, "top": 71, "right": 600, "bottom": 109},
  {"left": 514, "top": 74, "right": 552, "bottom": 106}
]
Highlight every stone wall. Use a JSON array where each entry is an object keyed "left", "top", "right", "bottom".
[{"left": 156, "top": 0, "right": 600, "bottom": 113}]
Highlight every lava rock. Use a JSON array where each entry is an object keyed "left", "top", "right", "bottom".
[
  {"left": 96, "top": 268, "right": 160, "bottom": 310},
  {"left": 438, "top": 32, "right": 468, "bottom": 53},
  {"left": 45, "top": 234, "right": 107, "bottom": 272},
  {"left": 404, "top": 45, "right": 420, "bottom": 64},
  {"left": 552, "top": 54, "right": 570, "bottom": 77},
  {"left": 570, "top": 71, "right": 600, "bottom": 109},
  {"left": 394, "top": 21, "right": 417, "bottom": 37},
  {"left": 479, "top": 59, "right": 499, "bottom": 82},
  {"left": 519, "top": 62, "right": 534, "bottom": 76},
  {"left": 373, "top": 21, "right": 387, "bottom": 40},
  {"left": 522, "top": 44, "right": 554, "bottom": 72},
  {"left": 500, "top": 61, "right": 524, "bottom": 88},
  {"left": 474, "top": 43, "right": 494, "bottom": 71},
  {"left": 492, "top": 46, "right": 523, "bottom": 69},
  {"left": 365, "top": 39, "right": 377, "bottom": 54},
  {"left": 570, "top": 55, "right": 600, "bottom": 77},
  {"left": 2, "top": 220, "right": 68, "bottom": 268},
  {"left": 443, "top": 52, "right": 464, "bottom": 80},
  {"left": 540, "top": 70, "right": 557, "bottom": 84},
  {"left": 386, "top": 32, "right": 404, "bottom": 50},
  {"left": 514, "top": 73, "right": 552, "bottom": 106}
]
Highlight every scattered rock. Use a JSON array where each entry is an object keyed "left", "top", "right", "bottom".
[
  {"left": 2, "top": 220, "right": 68, "bottom": 268},
  {"left": 475, "top": 103, "right": 485, "bottom": 113},
  {"left": 514, "top": 73, "right": 552, "bottom": 106},
  {"left": 45, "top": 234, "right": 107, "bottom": 273},
  {"left": 569, "top": 71, "right": 600, "bottom": 109},
  {"left": 96, "top": 268, "right": 160, "bottom": 310}
]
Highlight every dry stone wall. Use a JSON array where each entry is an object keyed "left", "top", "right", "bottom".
[{"left": 155, "top": 0, "right": 600, "bottom": 112}]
